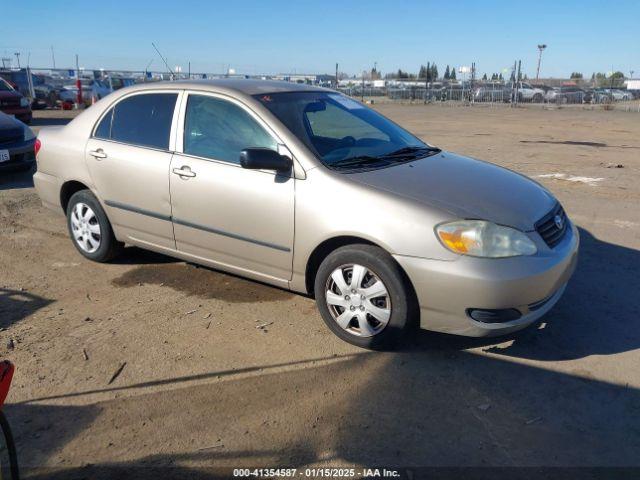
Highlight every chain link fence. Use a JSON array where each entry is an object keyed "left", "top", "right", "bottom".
[
  {"left": 337, "top": 82, "right": 640, "bottom": 112},
  {"left": 1, "top": 66, "right": 639, "bottom": 113}
]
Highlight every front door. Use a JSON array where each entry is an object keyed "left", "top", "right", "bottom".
[
  {"left": 86, "top": 91, "right": 179, "bottom": 249},
  {"left": 169, "top": 92, "right": 294, "bottom": 283}
]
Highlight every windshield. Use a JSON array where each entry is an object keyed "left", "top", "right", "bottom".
[
  {"left": 254, "top": 91, "right": 434, "bottom": 168},
  {"left": 0, "top": 78, "right": 14, "bottom": 92}
]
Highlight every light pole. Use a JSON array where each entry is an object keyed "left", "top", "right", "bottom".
[
  {"left": 14, "top": 52, "right": 21, "bottom": 69},
  {"left": 535, "top": 44, "right": 547, "bottom": 81}
]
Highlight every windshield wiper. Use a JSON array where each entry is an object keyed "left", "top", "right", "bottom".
[
  {"left": 329, "top": 146, "right": 441, "bottom": 170},
  {"left": 380, "top": 145, "right": 441, "bottom": 159},
  {"left": 329, "top": 155, "right": 389, "bottom": 169}
]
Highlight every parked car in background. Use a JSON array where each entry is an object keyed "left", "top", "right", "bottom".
[
  {"left": 473, "top": 83, "right": 511, "bottom": 102},
  {"left": 33, "top": 80, "right": 578, "bottom": 349},
  {"left": 0, "top": 69, "right": 60, "bottom": 109},
  {"left": 592, "top": 88, "right": 632, "bottom": 102},
  {"left": 0, "top": 77, "right": 32, "bottom": 124},
  {"left": 108, "top": 77, "right": 137, "bottom": 91},
  {"left": 545, "top": 86, "right": 590, "bottom": 104},
  {"left": 615, "top": 89, "right": 633, "bottom": 101},
  {"left": 0, "top": 111, "right": 36, "bottom": 172},
  {"left": 512, "top": 82, "right": 545, "bottom": 103},
  {"left": 91, "top": 80, "right": 113, "bottom": 100},
  {"left": 58, "top": 79, "right": 97, "bottom": 104}
]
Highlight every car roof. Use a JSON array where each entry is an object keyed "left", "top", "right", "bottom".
[{"left": 126, "top": 79, "right": 330, "bottom": 96}]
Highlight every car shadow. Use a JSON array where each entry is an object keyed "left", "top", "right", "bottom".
[
  {"left": 475, "top": 227, "right": 640, "bottom": 361},
  {"left": 13, "top": 348, "right": 640, "bottom": 476},
  {"left": 9, "top": 226, "right": 640, "bottom": 474},
  {"left": 399, "top": 227, "right": 640, "bottom": 362},
  {"left": 29, "top": 117, "right": 73, "bottom": 127},
  {"left": 0, "top": 288, "right": 53, "bottom": 330},
  {"left": 109, "top": 246, "right": 180, "bottom": 266},
  {"left": 0, "top": 166, "right": 34, "bottom": 191}
]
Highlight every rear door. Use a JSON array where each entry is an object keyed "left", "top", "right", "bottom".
[
  {"left": 85, "top": 90, "right": 181, "bottom": 249},
  {"left": 168, "top": 92, "right": 294, "bottom": 284}
]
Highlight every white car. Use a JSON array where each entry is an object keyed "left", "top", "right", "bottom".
[
  {"left": 59, "top": 79, "right": 113, "bottom": 104},
  {"left": 513, "top": 82, "right": 545, "bottom": 103}
]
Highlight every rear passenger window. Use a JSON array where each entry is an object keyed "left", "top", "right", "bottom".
[
  {"left": 94, "top": 108, "right": 113, "bottom": 139},
  {"left": 183, "top": 95, "right": 277, "bottom": 164},
  {"left": 97, "top": 93, "right": 177, "bottom": 149}
]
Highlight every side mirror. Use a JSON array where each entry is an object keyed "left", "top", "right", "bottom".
[{"left": 240, "top": 148, "right": 292, "bottom": 173}]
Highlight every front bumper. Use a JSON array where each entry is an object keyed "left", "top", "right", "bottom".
[{"left": 394, "top": 222, "right": 579, "bottom": 337}]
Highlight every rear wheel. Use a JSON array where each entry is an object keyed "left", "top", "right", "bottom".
[
  {"left": 314, "top": 244, "right": 416, "bottom": 350},
  {"left": 66, "top": 190, "right": 123, "bottom": 262}
]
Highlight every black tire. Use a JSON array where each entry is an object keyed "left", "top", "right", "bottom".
[
  {"left": 314, "top": 244, "right": 417, "bottom": 350},
  {"left": 0, "top": 411, "right": 19, "bottom": 480},
  {"left": 533, "top": 93, "right": 543, "bottom": 103},
  {"left": 66, "top": 190, "right": 123, "bottom": 262}
]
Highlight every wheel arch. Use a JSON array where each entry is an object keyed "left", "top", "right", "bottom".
[
  {"left": 60, "top": 180, "right": 91, "bottom": 214},
  {"left": 303, "top": 235, "right": 418, "bottom": 304}
]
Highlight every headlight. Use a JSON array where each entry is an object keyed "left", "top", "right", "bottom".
[
  {"left": 435, "top": 220, "right": 537, "bottom": 258},
  {"left": 23, "top": 124, "right": 35, "bottom": 141},
  {"left": 20, "top": 97, "right": 30, "bottom": 107}
]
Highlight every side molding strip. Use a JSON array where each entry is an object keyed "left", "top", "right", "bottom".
[
  {"left": 104, "top": 199, "right": 291, "bottom": 253},
  {"left": 172, "top": 218, "right": 291, "bottom": 252},
  {"left": 104, "top": 200, "right": 171, "bottom": 221}
]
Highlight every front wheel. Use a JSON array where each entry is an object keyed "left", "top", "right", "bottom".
[{"left": 314, "top": 244, "right": 417, "bottom": 350}]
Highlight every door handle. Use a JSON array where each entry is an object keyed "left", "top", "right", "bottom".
[
  {"left": 89, "top": 149, "right": 107, "bottom": 159},
  {"left": 172, "top": 166, "right": 196, "bottom": 178}
]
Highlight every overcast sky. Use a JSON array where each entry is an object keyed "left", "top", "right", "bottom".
[{"left": 3, "top": 0, "right": 638, "bottom": 78}]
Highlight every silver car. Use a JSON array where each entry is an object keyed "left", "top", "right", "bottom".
[{"left": 33, "top": 80, "right": 578, "bottom": 349}]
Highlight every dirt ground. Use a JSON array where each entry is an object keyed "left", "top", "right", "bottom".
[{"left": 1, "top": 105, "right": 639, "bottom": 477}]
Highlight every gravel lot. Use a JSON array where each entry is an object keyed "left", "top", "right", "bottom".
[{"left": 1, "top": 105, "right": 639, "bottom": 477}]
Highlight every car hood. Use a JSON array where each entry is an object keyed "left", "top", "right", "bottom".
[{"left": 346, "top": 151, "right": 557, "bottom": 231}]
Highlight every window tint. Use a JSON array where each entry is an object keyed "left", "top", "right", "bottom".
[
  {"left": 94, "top": 108, "right": 113, "bottom": 139},
  {"left": 184, "top": 95, "right": 276, "bottom": 164},
  {"left": 305, "top": 100, "right": 389, "bottom": 142},
  {"left": 109, "top": 93, "right": 177, "bottom": 149},
  {"left": 255, "top": 92, "right": 424, "bottom": 166}
]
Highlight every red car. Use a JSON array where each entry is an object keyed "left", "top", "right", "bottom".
[{"left": 0, "top": 77, "right": 32, "bottom": 124}]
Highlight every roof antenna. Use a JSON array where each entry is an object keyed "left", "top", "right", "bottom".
[{"left": 152, "top": 42, "right": 175, "bottom": 79}]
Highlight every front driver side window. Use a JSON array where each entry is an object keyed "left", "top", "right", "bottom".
[{"left": 184, "top": 95, "right": 277, "bottom": 164}]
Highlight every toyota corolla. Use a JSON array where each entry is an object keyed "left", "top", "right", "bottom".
[{"left": 33, "top": 80, "right": 578, "bottom": 349}]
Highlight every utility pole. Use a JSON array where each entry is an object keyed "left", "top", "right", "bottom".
[
  {"left": 51, "top": 46, "right": 56, "bottom": 69},
  {"left": 335, "top": 63, "right": 339, "bottom": 89},
  {"left": 75, "top": 54, "right": 83, "bottom": 108},
  {"left": 515, "top": 60, "right": 522, "bottom": 106},
  {"left": 536, "top": 44, "right": 547, "bottom": 81},
  {"left": 14, "top": 52, "right": 21, "bottom": 69}
]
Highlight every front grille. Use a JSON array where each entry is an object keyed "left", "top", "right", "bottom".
[{"left": 535, "top": 204, "right": 568, "bottom": 248}]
